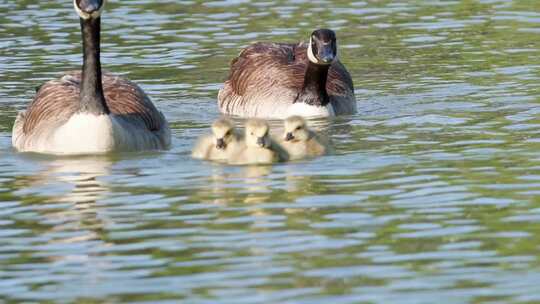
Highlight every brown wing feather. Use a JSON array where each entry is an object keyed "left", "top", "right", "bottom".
[
  {"left": 101, "top": 73, "right": 162, "bottom": 131},
  {"left": 226, "top": 42, "right": 304, "bottom": 98},
  {"left": 22, "top": 75, "right": 79, "bottom": 134},
  {"left": 21, "top": 71, "right": 163, "bottom": 135}
]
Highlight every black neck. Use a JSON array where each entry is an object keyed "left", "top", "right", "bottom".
[
  {"left": 295, "top": 61, "right": 330, "bottom": 106},
  {"left": 79, "top": 17, "right": 109, "bottom": 115}
]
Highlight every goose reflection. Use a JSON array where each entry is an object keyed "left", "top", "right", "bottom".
[
  {"left": 40, "top": 155, "right": 114, "bottom": 204},
  {"left": 10, "top": 155, "right": 116, "bottom": 267},
  {"left": 197, "top": 164, "right": 274, "bottom": 205}
]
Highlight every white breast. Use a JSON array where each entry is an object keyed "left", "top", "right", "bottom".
[
  {"left": 12, "top": 113, "right": 114, "bottom": 154},
  {"left": 49, "top": 113, "right": 119, "bottom": 154},
  {"left": 286, "top": 103, "right": 335, "bottom": 118}
]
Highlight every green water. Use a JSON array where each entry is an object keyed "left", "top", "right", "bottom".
[{"left": 1, "top": 0, "right": 540, "bottom": 303}]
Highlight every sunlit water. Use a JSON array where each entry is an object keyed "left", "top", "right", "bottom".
[{"left": 1, "top": 0, "right": 540, "bottom": 303}]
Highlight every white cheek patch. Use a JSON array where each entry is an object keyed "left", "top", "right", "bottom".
[{"left": 307, "top": 37, "right": 319, "bottom": 64}]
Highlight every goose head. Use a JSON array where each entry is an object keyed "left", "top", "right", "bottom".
[
  {"left": 283, "top": 116, "right": 310, "bottom": 142},
  {"left": 307, "top": 29, "right": 337, "bottom": 65},
  {"left": 211, "top": 118, "right": 237, "bottom": 150},
  {"left": 74, "top": 0, "right": 105, "bottom": 20},
  {"left": 245, "top": 119, "right": 271, "bottom": 148}
]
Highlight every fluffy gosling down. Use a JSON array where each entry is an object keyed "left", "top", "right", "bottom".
[
  {"left": 280, "top": 116, "right": 327, "bottom": 160},
  {"left": 228, "top": 119, "right": 283, "bottom": 165},
  {"left": 192, "top": 118, "right": 240, "bottom": 162}
]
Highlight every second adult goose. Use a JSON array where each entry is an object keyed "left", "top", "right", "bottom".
[
  {"left": 12, "top": 0, "right": 170, "bottom": 154},
  {"left": 218, "top": 29, "right": 356, "bottom": 119}
]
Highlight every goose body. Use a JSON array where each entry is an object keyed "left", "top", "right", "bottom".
[
  {"left": 12, "top": 0, "right": 170, "bottom": 154},
  {"left": 218, "top": 29, "right": 356, "bottom": 119}
]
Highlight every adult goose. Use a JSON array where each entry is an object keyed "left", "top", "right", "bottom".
[
  {"left": 12, "top": 0, "right": 170, "bottom": 154},
  {"left": 218, "top": 29, "right": 356, "bottom": 119}
]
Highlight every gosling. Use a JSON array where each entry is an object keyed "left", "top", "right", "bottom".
[
  {"left": 192, "top": 118, "right": 240, "bottom": 162},
  {"left": 228, "top": 119, "right": 283, "bottom": 165},
  {"left": 279, "top": 116, "right": 327, "bottom": 160}
]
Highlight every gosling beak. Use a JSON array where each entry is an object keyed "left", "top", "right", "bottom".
[
  {"left": 285, "top": 132, "right": 294, "bottom": 141},
  {"left": 256, "top": 137, "right": 266, "bottom": 147},
  {"left": 216, "top": 138, "right": 226, "bottom": 150}
]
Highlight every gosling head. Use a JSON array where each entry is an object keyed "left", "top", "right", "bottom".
[
  {"left": 74, "top": 0, "right": 105, "bottom": 20},
  {"left": 245, "top": 119, "right": 271, "bottom": 148},
  {"left": 307, "top": 29, "right": 337, "bottom": 65},
  {"left": 211, "top": 118, "right": 237, "bottom": 150},
  {"left": 284, "top": 116, "right": 310, "bottom": 142}
]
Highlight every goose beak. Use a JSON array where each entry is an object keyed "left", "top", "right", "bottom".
[
  {"left": 79, "top": 0, "right": 101, "bottom": 14},
  {"left": 285, "top": 132, "right": 294, "bottom": 141},
  {"left": 319, "top": 45, "right": 335, "bottom": 64},
  {"left": 256, "top": 137, "right": 266, "bottom": 147},
  {"left": 216, "top": 138, "right": 226, "bottom": 150}
]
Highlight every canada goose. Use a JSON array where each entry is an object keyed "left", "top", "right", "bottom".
[
  {"left": 12, "top": 0, "right": 170, "bottom": 154},
  {"left": 279, "top": 116, "right": 328, "bottom": 160},
  {"left": 192, "top": 118, "right": 241, "bottom": 162},
  {"left": 227, "top": 119, "right": 283, "bottom": 165},
  {"left": 218, "top": 29, "right": 355, "bottom": 119}
]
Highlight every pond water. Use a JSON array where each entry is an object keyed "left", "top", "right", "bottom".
[{"left": 1, "top": 0, "right": 540, "bottom": 303}]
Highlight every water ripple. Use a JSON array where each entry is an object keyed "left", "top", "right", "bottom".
[{"left": 0, "top": 0, "right": 540, "bottom": 303}]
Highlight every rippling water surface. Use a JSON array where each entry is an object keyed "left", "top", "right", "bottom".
[{"left": 1, "top": 0, "right": 540, "bottom": 303}]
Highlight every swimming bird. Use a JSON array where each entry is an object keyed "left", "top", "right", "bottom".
[
  {"left": 218, "top": 29, "right": 355, "bottom": 119},
  {"left": 279, "top": 116, "right": 328, "bottom": 160},
  {"left": 227, "top": 119, "right": 283, "bottom": 165},
  {"left": 192, "top": 118, "right": 241, "bottom": 162},
  {"left": 12, "top": 0, "right": 170, "bottom": 154}
]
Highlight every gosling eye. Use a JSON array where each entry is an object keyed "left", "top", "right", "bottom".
[
  {"left": 295, "top": 126, "right": 302, "bottom": 131},
  {"left": 225, "top": 130, "right": 231, "bottom": 136}
]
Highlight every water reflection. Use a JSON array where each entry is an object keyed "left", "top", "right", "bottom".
[
  {"left": 43, "top": 156, "right": 112, "bottom": 203},
  {"left": 194, "top": 164, "right": 275, "bottom": 205}
]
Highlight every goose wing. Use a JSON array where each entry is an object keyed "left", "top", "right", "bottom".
[
  {"left": 227, "top": 42, "right": 305, "bottom": 96},
  {"left": 101, "top": 73, "right": 165, "bottom": 132},
  {"left": 20, "top": 73, "right": 80, "bottom": 135}
]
